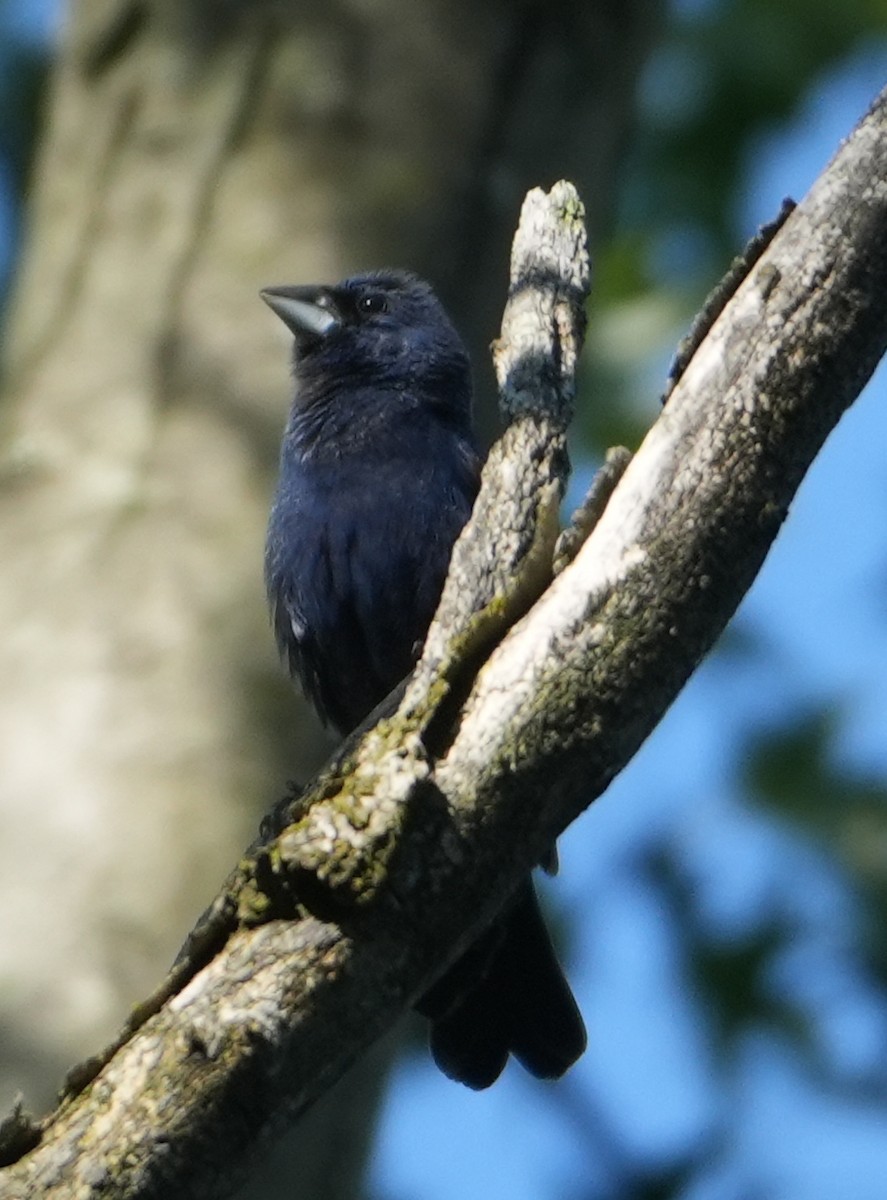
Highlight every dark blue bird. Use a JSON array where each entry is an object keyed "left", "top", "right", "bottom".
[{"left": 262, "top": 269, "right": 585, "bottom": 1088}]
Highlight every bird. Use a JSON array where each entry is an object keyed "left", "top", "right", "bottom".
[{"left": 262, "top": 269, "right": 586, "bottom": 1088}]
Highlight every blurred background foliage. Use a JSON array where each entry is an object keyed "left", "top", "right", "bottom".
[{"left": 1, "top": 1, "right": 885, "bottom": 1198}]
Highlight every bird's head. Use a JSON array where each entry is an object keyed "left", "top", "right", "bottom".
[{"left": 260, "top": 270, "right": 471, "bottom": 419}]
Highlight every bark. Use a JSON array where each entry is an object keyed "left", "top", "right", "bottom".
[{"left": 1, "top": 79, "right": 885, "bottom": 1198}]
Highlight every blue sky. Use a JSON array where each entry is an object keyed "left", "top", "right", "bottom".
[{"left": 0, "top": 0, "right": 58, "bottom": 43}]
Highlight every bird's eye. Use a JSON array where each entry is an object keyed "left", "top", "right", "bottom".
[{"left": 358, "top": 293, "right": 387, "bottom": 315}]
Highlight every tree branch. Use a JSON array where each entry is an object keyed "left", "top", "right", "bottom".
[{"left": 2, "top": 87, "right": 886, "bottom": 1200}]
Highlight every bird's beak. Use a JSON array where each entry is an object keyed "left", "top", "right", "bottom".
[{"left": 260, "top": 285, "right": 341, "bottom": 344}]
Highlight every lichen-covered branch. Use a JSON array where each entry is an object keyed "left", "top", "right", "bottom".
[
  {"left": 437, "top": 86, "right": 887, "bottom": 864},
  {"left": 405, "top": 181, "right": 589, "bottom": 715},
  {"left": 2, "top": 84, "right": 886, "bottom": 1200}
]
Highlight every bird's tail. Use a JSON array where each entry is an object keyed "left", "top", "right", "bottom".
[{"left": 417, "top": 880, "right": 586, "bottom": 1090}]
